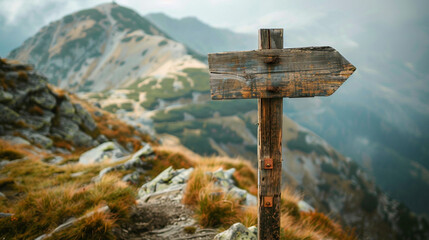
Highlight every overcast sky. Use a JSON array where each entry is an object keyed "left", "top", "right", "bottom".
[
  {"left": 0, "top": 0, "right": 428, "bottom": 95},
  {"left": 0, "top": 0, "right": 427, "bottom": 57}
]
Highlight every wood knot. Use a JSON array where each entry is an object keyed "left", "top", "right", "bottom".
[
  {"left": 263, "top": 56, "right": 279, "bottom": 64},
  {"left": 267, "top": 86, "right": 281, "bottom": 92}
]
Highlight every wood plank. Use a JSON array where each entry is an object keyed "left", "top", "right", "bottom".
[
  {"left": 257, "top": 28, "right": 283, "bottom": 240},
  {"left": 208, "top": 46, "right": 355, "bottom": 99}
]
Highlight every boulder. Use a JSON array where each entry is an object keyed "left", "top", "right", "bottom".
[
  {"left": 0, "top": 104, "right": 19, "bottom": 124},
  {"left": 74, "top": 103, "right": 97, "bottom": 134},
  {"left": 58, "top": 100, "right": 75, "bottom": 116},
  {"left": 0, "top": 136, "right": 30, "bottom": 145},
  {"left": 19, "top": 130, "right": 53, "bottom": 148},
  {"left": 19, "top": 116, "right": 45, "bottom": 130},
  {"left": 210, "top": 167, "right": 256, "bottom": 205},
  {"left": 214, "top": 223, "right": 257, "bottom": 240},
  {"left": 51, "top": 117, "right": 79, "bottom": 141},
  {"left": 138, "top": 166, "right": 194, "bottom": 199},
  {"left": 93, "top": 144, "right": 154, "bottom": 181},
  {"left": 72, "top": 130, "right": 93, "bottom": 147},
  {"left": 30, "top": 89, "right": 56, "bottom": 110},
  {"left": 129, "top": 143, "right": 153, "bottom": 162},
  {"left": 122, "top": 170, "right": 145, "bottom": 185},
  {"left": 78, "top": 141, "right": 125, "bottom": 165},
  {"left": 171, "top": 168, "right": 194, "bottom": 184}
]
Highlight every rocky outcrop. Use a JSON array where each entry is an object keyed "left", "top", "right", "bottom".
[
  {"left": 92, "top": 143, "right": 155, "bottom": 182},
  {"left": 214, "top": 223, "right": 257, "bottom": 240},
  {"left": 137, "top": 166, "right": 257, "bottom": 206},
  {"left": 79, "top": 141, "right": 126, "bottom": 165},
  {"left": 0, "top": 59, "right": 101, "bottom": 150}
]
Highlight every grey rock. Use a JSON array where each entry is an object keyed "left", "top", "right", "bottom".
[
  {"left": 138, "top": 166, "right": 174, "bottom": 197},
  {"left": 0, "top": 136, "right": 30, "bottom": 145},
  {"left": 5, "top": 71, "right": 18, "bottom": 81},
  {"left": 224, "top": 168, "right": 236, "bottom": 179},
  {"left": 79, "top": 141, "right": 124, "bottom": 165},
  {"left": 19, "top": 130, "right": 53, "bottom": 148},
  {"left": 138, "top": 184, "right": 186, "bottom": 203},
  {"left": 19, "top": 116, "right": 45, "bottom": 130},
  {"left": 245, "top": 194, "right": 257, "bottom": 206},
  {"left": 30, "top": 89, "right": 56, "bottom": 110},
  {"left": 248, "top": 226, "right": 257, "bottom": 236},
  {"left": 155, "top": 182, "right": 170, "bottom": 192},
  {"left": 0, "top": 90, "right": 13, "bottom": 102},
  {"left": 58, "top": 100, "right": 75, "bottom": 116},
  {"left": 94, "top": 145, "right": 154, "bottom": 181},
  {"left": 228, "top": 186, "right": 248, "bottom": 203},
  {"left": 72, "top": 130, "right": 93, "bottom": 147},
  {"left": 130, "top": 143, "right": 153, "bottom": 161},
  {"left": 0, "top": 212, "right": 13, "bottom": 218},
  {"left": 122, "top": 170, "right": 144, "bottom": 184},
  {"left": 0, "top": 104, "right": 19, "bottom": 124},
  {"left": 171, "top": 168, "right": 194, "bottom": 184},
  {"left": 94, "top": 110, "right": 103, "bottom": 117},
  {"left": 96, "top": 134, "right": 108, "bottom": 143},
  {"left": 138, "top": 166, "right": 194, "bottom": 201},
  {"left": 51, "top": 117, "right": 79, "bottom": 141},
  {"left": 210, "top": 167, "right": 255, "bottom": 206},
  {"left": 214, "top": 223, "right": 257, "bottom": 240},
  {"left": 74, "top": 103, "right": 97, "bottom": 134},
  {"left": 0, "top": 192, "right": 5, "bottom": 198}
]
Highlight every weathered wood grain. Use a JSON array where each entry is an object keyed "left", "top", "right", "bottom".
[
  {"left": 209, "top": 46, "right": 355, "bottom": 99},
  {"left": 257, "top": 29, "right": 283, "bottom": 240}
]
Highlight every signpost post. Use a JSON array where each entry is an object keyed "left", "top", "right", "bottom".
[{"left": 208, "top": 28, "right": 356, "bottom": 240}]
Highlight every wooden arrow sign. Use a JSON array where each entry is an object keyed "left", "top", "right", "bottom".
[
  {"left": 208, "top": 29, "right": 356, "bottom": 240},
  {"left": 208, "top": 46, "right": 356, "bottom": 99}
]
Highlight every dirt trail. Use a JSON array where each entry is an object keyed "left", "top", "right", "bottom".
[{"left": 115, "top": 190, "right": 217, "bottom": 240}]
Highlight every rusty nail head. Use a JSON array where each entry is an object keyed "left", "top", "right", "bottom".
[
  {"left": 264, "top": 196, "right": 273, "bottom": 208},
  {"left": 264, "top": 158, "right": 273, "bottom": 169}
]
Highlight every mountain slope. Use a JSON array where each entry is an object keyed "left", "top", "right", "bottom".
[
  {"left": 146, "top": 13, "right": 256, "bottom": 54},
  {"left": 5, "top": 3, "right": 429, "bottom": 239},
  {"left": 7, "top": 3, "right": 204, "bottom": 92}
]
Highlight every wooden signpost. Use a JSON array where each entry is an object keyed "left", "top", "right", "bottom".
[{"left": 208, "top": 29, "right": 355, "bottom": 240}]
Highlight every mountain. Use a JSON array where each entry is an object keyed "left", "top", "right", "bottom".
[
  {"left": 5, "top": 3, "right": 429, "bottom": 239},
  {"left": 7, "top": 3, "right": 204, "bottom": 92},
  {"left": 146, "top": 13, "right": 256, "bottom": 54}
]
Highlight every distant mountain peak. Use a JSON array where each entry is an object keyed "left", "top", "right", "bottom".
[{"left": 7, "top": 3, "right": 204, "bottom": 92}]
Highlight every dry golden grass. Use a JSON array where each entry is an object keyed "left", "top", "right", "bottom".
[
  {"left": 180, "top": 155, "right": 356, "bottom": 240},
  {"left": 182, "top": 157, "right": 258, "bottom": 229},
  {"left": 182, "top": 167, "right": 213, "bottom": 206},
  {"left": 0, "top": 174, "right": 134, "bottom": 240},
  {"left": 149, "top": 150, "right": 194, "bottom": 178},
  {"left": 47, "top": 209, "right": 117, "bottom": 240},
  {"left": 194, "top": 156, "right": 258, "bottom": 195},
  {"left": 195, "top": 183, "right": 242, "bottom": 228}
]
